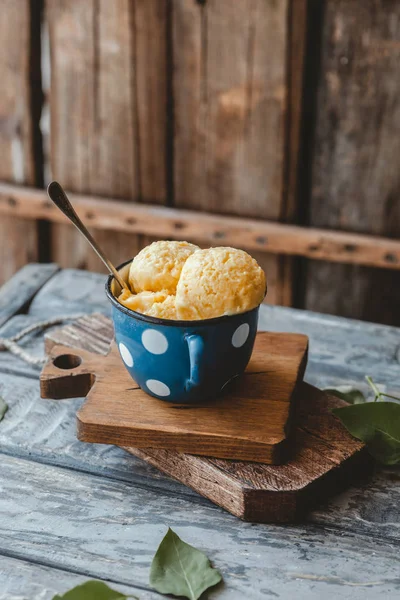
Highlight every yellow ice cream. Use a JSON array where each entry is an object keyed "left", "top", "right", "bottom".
[
  {"left": 118, "top": 289, "right": 167, "bottom": 312},
  {"left": 175, "top": 247, "right": 266, "bottom": 320},
  {"left": 117, "top": 242, "right": 266, "bottom": 321},
  {"left": 145, "top": 295, "right": 177, "bottom": 319},
  {"left": 129, "top": 240, "right": 199, "bottom": 294},
  {"left": 118, "top": 289, "right": 177, "bottom": 320}
]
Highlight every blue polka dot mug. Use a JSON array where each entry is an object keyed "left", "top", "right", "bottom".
[{"left": 106, "top": 260, "right": 260, "bottom": 404}]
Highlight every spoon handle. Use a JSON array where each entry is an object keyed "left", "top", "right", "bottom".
[{"left": 47, "top": 181, "right": 129, "bottom": 291}]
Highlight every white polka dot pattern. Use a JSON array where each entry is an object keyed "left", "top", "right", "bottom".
[
  {"left": 142, "top": 329, "right": 168, "bottom": 354},
  {"left": 232, "top": 323, "right": 250, "bottom": 348},
  {"left": 146, "top": 379, "right": 170, "bottom": 397},
  {"left": 119, "top": 342, "right": 134, "bottom": 367}
]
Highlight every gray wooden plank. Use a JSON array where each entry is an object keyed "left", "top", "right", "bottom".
[
  {"left": 1, "top": 268, "right": 400, "bottom": 599},
  {"left": 311, "top": 465, "right": 400, "bottom": 544},
  {"left": 0, "top": 263, "right": 59, "bottom": 327},
  {"left": 29, "top": 269, "right": 110, "bottom": 318},
  {"left": 0, "top": 555, "right": 156, "bottom": 600},
  {"left": 1, "top": 268, "right": 400, "bottom": 543},
  {"left": 0, "top": 453, "right": 399, "bottom": 600},
  {"left": 258, "top": 304, "right": 400, "bottom": 391},
  {"left": 0, "top": 369, "right": 400, "bottom": 546},
  {"left": 0, "top": 370, "right": 200, "bottom": 502},
  {"left": 0, "top": 308, "right": 399, "bottom": 493}
]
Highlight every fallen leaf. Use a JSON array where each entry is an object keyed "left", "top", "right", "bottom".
[
  {"left": 150, "top": 528, "right": 222, "bottom": 600},
  {"left": 52, "top": 580, "right": 130, "bottom": 600},
  {"left": 333, "top": 401, "right": 400, "bottom": 464},
  {"left": 324, "top": 386, "right": 366, "bottom": 405}
]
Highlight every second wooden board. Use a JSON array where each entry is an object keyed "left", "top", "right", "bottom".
[
  {"left": 41, "top": 326, "right": 308, "bottom": 464},
  {"left": 42, "top": 314, "right": 370, "bottom": 523}
]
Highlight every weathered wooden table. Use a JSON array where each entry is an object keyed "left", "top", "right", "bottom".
[{"left": 0, "top": 264, "right": 399, "bottom": 600}]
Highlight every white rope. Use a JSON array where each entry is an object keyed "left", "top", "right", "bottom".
[{"left": 0, "top": 314, "right": 87, "bottom": 367}]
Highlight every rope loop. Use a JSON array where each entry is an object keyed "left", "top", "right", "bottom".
[{"left": 0, "top": 314, "right": 87, "bottom": 367}]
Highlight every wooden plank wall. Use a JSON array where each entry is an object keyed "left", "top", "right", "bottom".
[
  {"left": 46, "top": 0, "right": 168, "bottom": 272},
  {"left": 0, "top": 0, "right": 39, "bottom": 284},
  {"left": 304, "top": 0, "right": 400, "bottom": 326},
  {"left": 172, "top": 0, "right": 305, "bottom": 306},
  {"left": 43, "top": 0, "right": 305, "bottom": 306},
  {"left": 1, "top": 0, "right": 400, "bottom": 325}
]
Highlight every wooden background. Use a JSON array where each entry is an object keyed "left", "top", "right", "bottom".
[{"left": 0, "top": 0, "right": 399, "bottom": 326}]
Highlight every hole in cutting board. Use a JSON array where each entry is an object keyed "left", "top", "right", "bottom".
[{"left": 53, "top": 354, "right": 82, "bottom": 370}]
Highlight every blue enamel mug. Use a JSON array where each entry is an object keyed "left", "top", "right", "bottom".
[{"left": 106, "top": 260, "right": 259, "bottom": 404}]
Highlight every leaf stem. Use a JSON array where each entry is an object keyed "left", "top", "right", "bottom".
[
  {"left": 365, "top": 377, "right": 400, "bottom": 403},
  {"left": 380, "top": 392, "right": 400, "bottom": 402},
  {"left": 365, "top": 376, "right": 382, "bottom": 401}
]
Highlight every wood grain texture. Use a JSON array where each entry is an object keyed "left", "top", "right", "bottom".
[
  {"left": 0, "top": 331, "right": 397, "bottom": 538},
  {"left": 41, "top": 315, "right": 373, "bottom": 523},
  {"left": 47, "top": 0, "right": 168, "bottom": 272},
  {"left": 29, "top": 268, "right": 111, "bottom": 318},
  {"left": 0, "top": 367, "right": 203, "bottom": 500},
  {"left": 262, "top": 254, "right": 294, "bottom": 307},
  {"left": 286, "top": 0, "right": 308, "bottom": 220},
  {"left": 1, "top": 453, "right": 400, "bottom": 600},
  {"left": 84, "top": 0, "right": 140, "bottom": 273},
  {"left": 0, "top": 267, "right": 400, "bottom": 600},
  {"left": 47, "top": 0, "right": 135, "bottom": 271},
  {"left": 305, "top": 0, "right": 400, "bottom": 325},
  {"left": 0, "top": 263, "right": 59, "bottom": 327},
  {"left": 0, "top": 0, "right": 38, "bottom": 284},
  {"left": 0, "top": 555, "right": 155, "bottom": 600},
  {"left": 173, "top": 0, "right": 287, "bottom": 216},
  {"left": 4, "top": 183, "right": 400, "bottom": 269},
  {"left": 1, "top": 267, "right": 400, "bottom": 597},
  {"left": 128, "top": 384, "right": 368, "bottom": 523},
  {"left": 41, "top": 331, "right": 308, "bottom": 464},
  {"left": 172, "top": 0, "right": 306, "bottom": 305},
  {"left": 134, "top": 0, "right": 168, "bottom": 204},
  {"left": 128, "top": 0, "right": 170, "bottom": 254},
  {"left": 47, "top": 0, "right": 96, "bottom": 269}
]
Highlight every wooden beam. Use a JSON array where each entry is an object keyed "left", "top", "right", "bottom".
[{"left": 1, "top": 183, "right": 399, "bottom": 270}]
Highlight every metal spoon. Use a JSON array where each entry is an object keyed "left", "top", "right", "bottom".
[{"left": 47, "top": 181, "right": 130, "bottom": 292}]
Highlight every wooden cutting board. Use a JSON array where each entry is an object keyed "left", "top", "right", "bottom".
[
  {"left": 40, "top": 314, "right": 370, "bottom": 523},
  {"left": 41, "top": 319, "right": 308, "bottom": 464}
]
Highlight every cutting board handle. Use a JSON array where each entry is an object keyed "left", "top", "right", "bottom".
[{"left": 40, "top": 344, "right": 101, "bottom": 400}]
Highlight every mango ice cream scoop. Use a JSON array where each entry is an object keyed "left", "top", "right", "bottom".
[
  {"left": 129, "top": 240, "right": 199, "bottom": 294},
  {"left": 175, "top": 246, "right": 266, "bottom": 320},
  {"left": 118, "top": 242, "right": 266, "bottom": 321}
]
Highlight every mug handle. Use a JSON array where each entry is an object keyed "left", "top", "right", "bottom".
[{"left": 185, "top": 334, "right": 205, "bottom": 391}]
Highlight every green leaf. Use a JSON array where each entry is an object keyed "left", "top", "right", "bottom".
[
  {"left": 370, "top": 428, "right": 400, "bottom": 465},
  {"left": 150, "top": 528, "right": 222, "bottom": 600},
  {"left": 52, "top": 580, "right": 130, "bottom": 600},
  {"left": 333, "top": 401, "right": 400, "bottom": 465},
  {"left": 324, "top": 386, "right": 366, "bottom": 405},
  {"left": 0, "top": 397, "right": 8, "bottom": 422}
]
